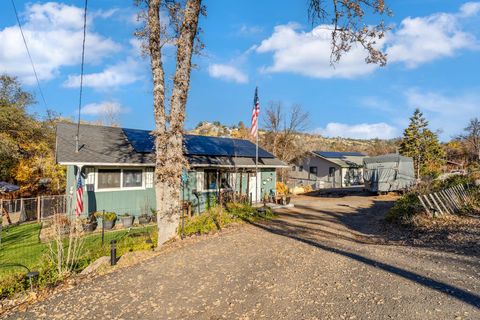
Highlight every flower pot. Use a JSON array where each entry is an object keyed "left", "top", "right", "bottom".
[
  {"left": 121, "top": 216, "right": 134, "bottom": 228},
  {"left": 103, "top": 219, "right": 115, "bottom": 230},
  {"left": 138, "top": 216, "right": 151, "bottom": 225},
  {"left": 82, "top": 222, "right": 97, "bottom": 232}
]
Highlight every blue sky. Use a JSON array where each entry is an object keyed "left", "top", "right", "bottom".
[{"left": 0, "top": 1, "right": 479, "bottom": 141}]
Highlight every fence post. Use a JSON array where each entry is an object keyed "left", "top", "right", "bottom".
[{"left": 37, "top": 196, "right": 41, "bottom": 222}]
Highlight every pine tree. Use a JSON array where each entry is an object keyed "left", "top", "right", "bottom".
[{"left": 399, "top": 109, "right": 445, "bottom": 178}]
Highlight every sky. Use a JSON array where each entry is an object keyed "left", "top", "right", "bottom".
[{"left": 0, "top": 0, "right": 479, "bottom": 141}]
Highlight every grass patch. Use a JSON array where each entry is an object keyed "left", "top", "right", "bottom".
[
  {"left": 0, "top": 222, "right": 157, "bottom": 298},
  {"left": 180, "top": 203, "right": 275, "bottom": 237}
]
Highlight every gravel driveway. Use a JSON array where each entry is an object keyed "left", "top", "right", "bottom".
[{"left": 7, "top": 195, "right": 480, "bottom": 319}]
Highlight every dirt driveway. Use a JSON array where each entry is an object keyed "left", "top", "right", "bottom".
[{"left": 7, "top": 194, "right": 480, "bottom": 319}]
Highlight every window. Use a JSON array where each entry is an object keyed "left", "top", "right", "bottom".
[
  {"left": 309, "top": 166, "right": 318, "bottom": 180},
  {"left": 328, "top": 167, "right": 336, "bottom": 182},
  {"left": 96, "top": 168, "right": 145, "bottom": 190},
  {"left": 203, "top": 170, "right": 231, "bottom": 190},
  {"left": 98, "top": 169, "right": 121, "bottom": 189},
  {"left": 299, "top": 166, "right": 304, "bottom": 172},
  {"left": 204, "top": 170, "right": 218, "bottom": 190},
  {"left": 292, "top": 166, "right": 296, "bottom": 172},
  {"left": 123, "top": 169, "right": 143, "bottom": 188}
]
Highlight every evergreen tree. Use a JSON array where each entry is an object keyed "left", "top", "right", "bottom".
[{"left": 399, "top": 109, "right": 445, "bottom": 178}]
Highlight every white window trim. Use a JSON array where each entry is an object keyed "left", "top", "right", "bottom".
[{"left": 94, "top": 167, "right": 146, "bottom": 192}]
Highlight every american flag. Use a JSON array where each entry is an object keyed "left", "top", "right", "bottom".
[
  {"left": 250, "top": 87, "right": 260, "bottom": 138},
  {"left": 75, "top": 173, "right": 84, "bottom": 216}
]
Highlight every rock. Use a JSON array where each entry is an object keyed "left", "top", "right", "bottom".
[{"left": 80, "top": 256, "right": 110, "bottom": 275}]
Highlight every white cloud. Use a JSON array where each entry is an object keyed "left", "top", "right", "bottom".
[
  {"left": 386, "top": 7, "right": 479, "bottom": 68},
  {"left": 405, "top": 89, "right": 480, "bottom": 139},
  {"left": 315, "top": 122, "right": 398, "bottom": 139},
  {"left": 81, "top": 101, "right": 128, "bottom": 116},
  {"left": 459, "top": 2, "right": 480, "bottom": 17},
  {"left": 256, "top": 23, "right": 379, "bottom": 79},
  {"left": 256, "top": 3, "right": 480, "bottom": 78},
  {"left": 237, "top": 24, "right": 263, "bottom": 36},
  {"left": 0, "top": 2, "right": 120, "bottom": 84},
  {"left": 208, "top": 64, "right": 248, "bottom": 83},
  {"left": 63, "top": 59, "right": 143, "bottom": 89}
]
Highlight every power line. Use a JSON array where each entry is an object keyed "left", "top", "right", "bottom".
[
  {"left": 10, "top": 0, "right": 48, "bottom": 110},
  {"left": 76, "top": 0, "right": 88, "bottom": 152}
]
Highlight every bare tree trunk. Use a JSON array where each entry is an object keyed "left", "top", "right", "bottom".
[{"left": 148, "top": 0, "right": 202, "bottom": 246}]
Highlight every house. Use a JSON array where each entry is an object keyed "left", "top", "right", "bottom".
[
  {"left": 288, "top": 151, "right": 365, "bottom": 189},
  {"left": 55, "top": 122, "right": 286, "bottom": 216}
]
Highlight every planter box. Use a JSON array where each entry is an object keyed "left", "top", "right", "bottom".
[
  {"left": 138, "top": 216, "right": 151, "bottom": 225},
  {"left": 121, "top": 216, "right": 134, "bottom": 228},
  {"left": 103, "top": 220, "right": 115, "bottom": 230}
]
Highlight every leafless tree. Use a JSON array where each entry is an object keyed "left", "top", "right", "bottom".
[
  {"left": 462, "top": 118, "right": 480, "bottom": 162},
  {"left": 136, "top": 0, "right": 204, "bottom": 245},
  {"left": 262, "top": 102, "right": 309, "bottom": 181}
]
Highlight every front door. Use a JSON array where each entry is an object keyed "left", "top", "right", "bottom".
[{"left": 248, "top": 173, "right": 261, "bottom": 203}]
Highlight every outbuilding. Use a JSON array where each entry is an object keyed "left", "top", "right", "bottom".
[{"left": 363, "top": 154, "right": 416, "bottom": 193}]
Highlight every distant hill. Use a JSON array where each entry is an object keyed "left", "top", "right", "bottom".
[{"left": 188, "top": 121, "right": 398, "bottom": 156}]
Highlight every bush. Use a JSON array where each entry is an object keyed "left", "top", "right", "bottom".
[
  {"left": 386, "top": 193, "right": 424, "bottom": 224},
  {"left": 180, "top": 203, "right": 275, "bottom": 237}
]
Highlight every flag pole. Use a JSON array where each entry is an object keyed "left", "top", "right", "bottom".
[{"left": 255, "top": 119, "right": 258, "bottom": 204}]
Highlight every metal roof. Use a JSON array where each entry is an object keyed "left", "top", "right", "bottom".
[
  {"left": 312, "top": 151, "right": 365, "bottom": 168},
  {"left": 313, "top": 151, "right": 365, "bottom": 158},
  {"left": 56, "top": 122, "right": 285, "bottom": 168},
  {"left": 363, "top": 153, "right": 413, "bottom": 164}
]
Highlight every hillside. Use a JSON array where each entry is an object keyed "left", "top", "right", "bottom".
[{"left": 188, "top": 121, "right": 398, "bottom": 156}]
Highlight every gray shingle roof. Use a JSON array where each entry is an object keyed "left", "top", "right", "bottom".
[
  {"left": 56, "top": 122, "right": 286, "bottom": 168},
  {"left": 311, "top": 151, "right": 365, "bottom": 167}
]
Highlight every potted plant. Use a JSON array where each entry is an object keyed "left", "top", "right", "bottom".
[
  {"left": 102, "top": 212, "right": 117, "bottom": 230},
  {"left": 120, "top": 213, "right": 134, "bottom": 228},
  {"left": 82, "top": 213, "right": 97, "bottom": 232},
  {"left": 138, "top": 213, "right": 151, "bottom": 225}
]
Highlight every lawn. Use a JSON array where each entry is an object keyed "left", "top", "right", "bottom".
[{"left": 0, "top": 222, "right": 157, "bottom": 279}]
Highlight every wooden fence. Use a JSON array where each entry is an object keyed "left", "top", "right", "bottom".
[{"left": 417, "top": 184, "right": 472, "bottom": 216}]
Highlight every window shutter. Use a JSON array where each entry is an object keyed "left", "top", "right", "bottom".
[
  {"left": 196, "top": 170, "right": 203, "bottom": 191},
  {"left": 145, "top": 167, "right": 154, "bottom": 188},
  {"left": 84, "top": 167, "right": 95, "bottom": 191}
]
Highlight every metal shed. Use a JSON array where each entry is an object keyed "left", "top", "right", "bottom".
[{"left": 363, "top": 154, "right": 416, "bottom": 193}]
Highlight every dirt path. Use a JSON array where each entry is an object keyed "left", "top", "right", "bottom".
[{"left": 6, "top": 195, "right": 480, "bottom": 319}]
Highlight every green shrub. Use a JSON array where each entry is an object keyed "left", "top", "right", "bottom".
[
  {"left": 386, "top": 193, "right": 424, "bottom": 224},
  {"left": 180, "top": 203, "right": 275, "bottom": 237}
]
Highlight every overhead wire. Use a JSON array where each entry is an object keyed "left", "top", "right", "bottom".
[
  {"left": 76, "top": 0, "right": 88, "bottom": 152},
  {"left": 10, "top": 0, "right": 48, "bottom": 110}
]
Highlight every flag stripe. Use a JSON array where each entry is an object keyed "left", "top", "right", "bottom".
[
  {"left": 250, "top": 87, "right": 260, "bottom": 137},
  {"left": 75, "top": 173, "right": 83, "bottom": 216}
]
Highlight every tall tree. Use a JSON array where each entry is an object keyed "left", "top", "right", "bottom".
[
  {"left": 136, "top": 0, "right": 203, "bottom": 245},
  {"left": 462, "top": 118, "right": 480, "bottom": 163},
  {"left": 139, "top": 1, "right": 390, "bottom": 246},
  {"left": 0, "top": 75, "right": 65, "bottom": 194},
  {"left": 399, "top": 109, "right": 445, "bottom": 178}
]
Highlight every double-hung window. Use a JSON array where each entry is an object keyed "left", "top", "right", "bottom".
[{"left": 97, "top": 168, "right": 144, "bottom": 191}]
